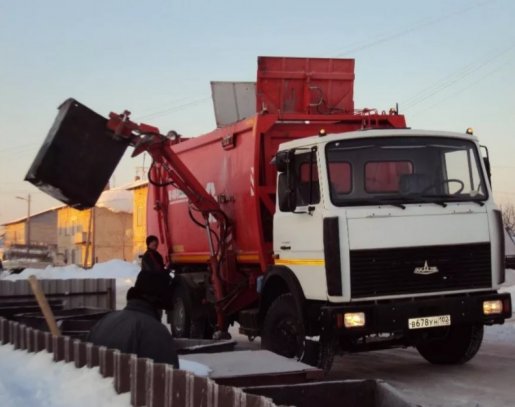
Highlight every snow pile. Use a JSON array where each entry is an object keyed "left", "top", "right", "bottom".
[
  {"left": 96, "top": 189, "right": 133, "bottom": 213},
  {"left": 178, "top": 359, "right": 212, "bottom": 377},
  {"left": 1, "top": 260, "right": 140, "bottom": 310},
  {"left": 0, "top": 345, "right": 130, "bottom": 407}
]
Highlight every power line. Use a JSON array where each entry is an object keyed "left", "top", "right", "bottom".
[
  {"left": 334, "top": 1, "right": 493, "bottom": 57},
  {"left": 134, "top": 97, "right": 210, "bottom": 121},
  {"left": 403, "top": 40, "right": 515, "bottom": 111}
]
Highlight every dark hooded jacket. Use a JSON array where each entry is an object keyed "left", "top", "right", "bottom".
[
  {"left": 141, "top": 249, "right": 166, "bottom": 273},
  {"left": 87, "top": 281, "right": 178, "bottom": 367}
]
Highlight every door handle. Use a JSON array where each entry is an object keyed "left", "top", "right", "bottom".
[{"left": 280, "top": 245, "right": 291, "bottom": 250}]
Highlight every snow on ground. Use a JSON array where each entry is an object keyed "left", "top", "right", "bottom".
[
  {"left": 179, "top": 359, "right": 212, "bottom": 377},
  {"left": 0, "top": 262, "right": 514, "bottom": 405},
  {"left": 1, "top": 260, "right": 140, "bottom": 310},
  {"left": 0, "top": 344, "right": 130, "bottom": 407}
]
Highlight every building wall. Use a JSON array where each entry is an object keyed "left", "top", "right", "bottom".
[
  {"left": 132, "top": 185, "right": 148, "bottom": 259},
  {"left": 4, "top": 222, "right": 25, "bottom": 246},
  {"left": 4, "top": 211, "right": 57, "bottom": 247},
  {"left": 57, "top": 206, "right": 133, "bottom": 267},
  {"left": 57, "top": 207, "right": 91, "bottom": 266},
  {"left": 29, "top": 211, "right": 57, "bottom": 245},
  {"left": 94, "top": 207, "right": 133, "bottom": 263}
]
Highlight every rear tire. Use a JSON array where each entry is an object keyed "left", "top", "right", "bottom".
[
  {"left": 167, "top": 285, "right": 213, "bottom": 339},
  {"left": 416, "top": 324, "right": 484, "bottom": 365}
]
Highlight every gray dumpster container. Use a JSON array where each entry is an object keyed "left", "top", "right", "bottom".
[
  {"left": 25, "top": 98, "right": 129, "bottom": 209},
  {"left": 244, "top": 379, "right": 414, "bottom": 407}
]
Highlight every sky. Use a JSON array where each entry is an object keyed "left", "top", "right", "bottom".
[{"left": 0, "top": 0, "right": 514, "bottom": 224}]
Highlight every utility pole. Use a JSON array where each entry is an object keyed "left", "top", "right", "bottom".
[
  {"left": 16, "top": 194, "right": 31, "bottom": 254},
  {"left": 91, "top": 206, "right": 96, "bottom": 265}
]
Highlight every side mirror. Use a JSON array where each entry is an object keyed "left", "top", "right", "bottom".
[
  {"left": 278, "top": 172, "right": 296, "bottom": 212},
  {"left": 480, "top": 145, "right": 492, "bottom": 186},
  {"left": 274, "top": 151, "right": 290, "bottom": 173}
]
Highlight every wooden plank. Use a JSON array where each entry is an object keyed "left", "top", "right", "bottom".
[
  {"left": 146, "top": 363, "right": 167, "bottom": 407},
  {"left": 74, "top": 339, "right": 87, "bottom": 368},
  {"left": 99, "top": 347, "right": 115, "bottom": 378},
  {"left": 130, "top": 356, "right": 150, "bottom": 406},
  {"left": 114, "top": 350, "right": 131, "bottom": 394},
  {"left": 28, "top": 275, "right": 61, "bottom": 336},
  {"left": 86, "top": 342, "right": 100, "bottom": 368}
]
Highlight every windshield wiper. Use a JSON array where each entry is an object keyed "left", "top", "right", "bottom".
[
  {"left": 383, "top": 194, "right": 448, "bottom": 208},
  {"left": 346, "top": 199, "right": 406, "bottom": 209},
  {"left": 420, "top": 194, "right": 487, "bottom": 207},
  {"left": 421, "top": 198, "right": 447, "bottom": 208},
  {"left": 438, "top": 193, "right": 486, "bottom": 207},
  {"left": 384, "top": 202, "right": 406, "bottom": 209}
]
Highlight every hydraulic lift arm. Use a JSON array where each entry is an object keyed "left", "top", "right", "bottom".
[{"left": 107, "top": 110, "right": 232, "bottom": 334}]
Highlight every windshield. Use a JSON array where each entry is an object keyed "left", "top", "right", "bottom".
[{"left": 325, "top": 137, "right": 488, "bottom": 206}]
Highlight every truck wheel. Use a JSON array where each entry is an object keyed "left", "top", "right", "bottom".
[
  {"left": 262, "top": 293, "right": 305, "bottom": 359},
  {"left": 302, "top": 336, "right": 337, "bottom": 372},
  {"left": 167, "top": 285, "right": 213, "bottom": 339},
  {"left": 416, "top": 324, "right": 484, "bottom": 365}
]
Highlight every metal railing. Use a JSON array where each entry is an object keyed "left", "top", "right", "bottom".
[{"left": 0, "top": 278, "right": 116, "bottom": 311}]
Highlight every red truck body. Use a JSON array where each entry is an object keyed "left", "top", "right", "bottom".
[{"left": 146, "top": 57, "right": 406, "bottom": 316}]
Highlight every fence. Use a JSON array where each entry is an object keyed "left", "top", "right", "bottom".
[
  {"left": 0, "top": 278, "right": 116, "bottom": 312},
  {"left": 0, "top": 317, "right": 276, "bottom": 407}
]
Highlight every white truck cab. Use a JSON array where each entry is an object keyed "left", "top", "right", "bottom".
[{"left": 263, "top": 129, "right": 511, "bottom": 368}]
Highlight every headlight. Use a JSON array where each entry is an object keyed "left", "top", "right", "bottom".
[
  {"left": 483, "top": 300, "right": 503, "bottom": 315},
  {"left": 343, "top": 312, "right": 366, "bottom": 328}
]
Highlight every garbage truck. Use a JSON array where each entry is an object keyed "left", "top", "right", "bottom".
[{"left": 26, "top": 56, "right": 512, "bottom": 370}]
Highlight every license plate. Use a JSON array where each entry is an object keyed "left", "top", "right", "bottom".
[{"left": 408, "top": 315, "right": 451, "bottom": 330}]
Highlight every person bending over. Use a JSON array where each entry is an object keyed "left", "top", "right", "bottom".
[{"left": 88, "top": 271, "right": 178, "bottom": 367}]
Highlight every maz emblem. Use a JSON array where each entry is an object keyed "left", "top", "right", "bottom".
[{"left": 414, "top": 261, "right": 439, "bottom": 275}]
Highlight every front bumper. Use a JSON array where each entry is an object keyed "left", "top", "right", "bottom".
[{"left": 321, "top": 292, "right": 512, "bottom": 335}]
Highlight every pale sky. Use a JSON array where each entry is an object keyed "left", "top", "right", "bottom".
[{"left": 1, "top": 0, "right": 514, "bottom": 224}]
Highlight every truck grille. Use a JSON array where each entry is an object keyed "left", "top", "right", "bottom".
[{"left": 350, "top": 243, "right": 491, "bottom": 298}]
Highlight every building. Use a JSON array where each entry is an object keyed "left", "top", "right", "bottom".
[
  {"left": 57, "top": 189, "right": 133, "bottom": 267},
  {"left": 3, "top": 207, "right": 58, "bottom": 248},
  {"left": 128, "top": 180, "right": 148, "bottom": 259}
]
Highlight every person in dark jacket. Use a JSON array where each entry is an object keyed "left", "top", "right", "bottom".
[
  {"left": 141, "top": 235, "right": 166, "bottom": 273},
  {"left": 87, "top": 271, "right": 179, "bottom": 367}
]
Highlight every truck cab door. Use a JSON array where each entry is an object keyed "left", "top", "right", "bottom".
[{"left": 274, "top": 148, "right": 327, "bottom": 301}]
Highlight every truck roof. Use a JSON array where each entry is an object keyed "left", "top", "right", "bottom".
[{"left": 278, "top": 128, "right": 480, "bottom": 151}]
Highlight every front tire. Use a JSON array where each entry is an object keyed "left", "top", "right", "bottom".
[
  {"left": 262, "top": 293, "right": 304, "bottom": 359},
  {"left": 261, "top": 293, "right": 335, "bottom": 371},
  {"left": 416, "top": 324, "right": 484, "bottom": 365}
]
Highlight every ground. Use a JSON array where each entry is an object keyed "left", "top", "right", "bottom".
[
  {"left": 228, "top": 319, "right": 515, "bottom": 406},
  {"left": 1, "top": 263, "right": 514, "bottom": 406},
  {"left": 328, "top": 322, "right": 515, "bottom": 407}
]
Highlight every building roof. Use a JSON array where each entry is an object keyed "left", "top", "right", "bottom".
[
  {"left": 2, "top": 205, "right": 63, "bottom": 226},
  {"left": 2, "top": 181, "right": 144, "bottom": 226},
  {"left": 124, "top": 179, "right": 148, "bottom": 190}
]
